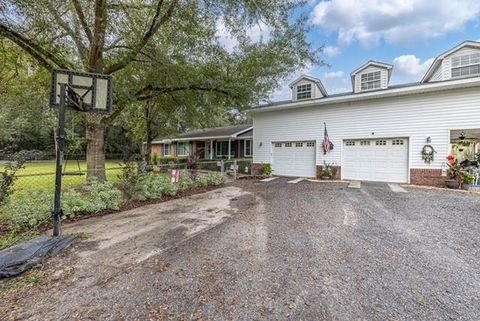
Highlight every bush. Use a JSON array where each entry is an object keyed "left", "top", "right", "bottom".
[
  {"left": 139, "top": 173, "right": 179, "bottom": 200},
  {"left": 62, "top": 180, "right": 125, "bottom": 216},
  {"left": 259, "top": 163, "right": 272, "bottom": 176},
  {"left": 152, "top": 153, "right": 159, "bottom": 165},
  {"left": 197, "top": 172, "right": 227, "bottom": 187},
  {"left": 178, "top": 172, "right": 195, "bottom": 191},
  {"left": 4, "top": 190, "right": 52, "bottom": 231}
]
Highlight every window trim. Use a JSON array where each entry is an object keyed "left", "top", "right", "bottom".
[
  {"left": 215, "top": 140, "right": 234, "bottom": 157},
  {"left": 244, "top": 139, "right": 252, "bottom": 157},
  {"left": 176, "top": 141, "right": 191, "bottom": 156},
  {"left": 296, "top": 83, "right": 312, "bottom": 100},
  {"left": 360, "top": 71, "right": 381, "bottom": 91},
  {"left": 163, "top": 143, "right": 171, "bottom": 156}
]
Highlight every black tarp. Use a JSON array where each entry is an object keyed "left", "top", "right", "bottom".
[{"left": 0, "top": 235, "right": 77, "bottom": 278}]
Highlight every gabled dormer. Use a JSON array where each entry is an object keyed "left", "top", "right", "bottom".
[
  {"left": 289, "top": 75, "right": 328, "bottom": 102},
  {"left": 351, "top": 61, "right": 393, "bottom": 93},
  {"left": 422, "top": 41, "right": 480, "bottom": 83}
]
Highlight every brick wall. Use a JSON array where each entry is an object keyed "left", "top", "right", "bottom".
[
  {"left": 410, "top": 168, "right": 446, "bottom": 187},
  {"left": 316, "top": 165, "right": 341, "bottom": 180}
]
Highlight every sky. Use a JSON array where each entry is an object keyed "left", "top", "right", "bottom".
[{"left": 246, "top": 0, "right": 480, "bottom": 101}]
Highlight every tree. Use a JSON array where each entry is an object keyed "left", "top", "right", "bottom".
[{"left": 1, "top": 0, "right": 319, "bottom": 181}]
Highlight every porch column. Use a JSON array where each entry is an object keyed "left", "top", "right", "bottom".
[
  {"left": 228, "top": 139, "right": 231, "bottom": 160},
  {"left": 210, "top": 140, "right": 213, "bottom": 160}
]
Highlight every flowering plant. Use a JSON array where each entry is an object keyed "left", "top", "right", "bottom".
[{"left": 446, "top": 155, "right": 461, "bottom": 180}]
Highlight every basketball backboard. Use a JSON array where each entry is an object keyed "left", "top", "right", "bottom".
[{"left": 49, "top": 69, "right": 113, "bottom": 112}]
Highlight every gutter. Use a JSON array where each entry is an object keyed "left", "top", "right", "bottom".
[{"left": 249, "top": 77, "right": 480, "bottom": 114}]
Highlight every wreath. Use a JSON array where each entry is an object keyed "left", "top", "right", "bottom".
[{"left": 421, "top": 144, "right": 436, "bottom": 164}]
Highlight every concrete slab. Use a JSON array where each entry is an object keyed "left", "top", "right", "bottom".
[
  {"left": 388, "top": 183, "right": 407, "bottom": 193},
  {"left": 260, "top": 177, "right": 279, "bottom": 182},
  {"left": 287, "top": 178, "right": 305, "bottom": 184},
  {"left": 348, "top": 181, "right": 361, "bottom": 189}
]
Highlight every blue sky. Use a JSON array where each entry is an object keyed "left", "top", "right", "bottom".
[{"left": 268, "top": 0, "right": 480, "bottom": 100}]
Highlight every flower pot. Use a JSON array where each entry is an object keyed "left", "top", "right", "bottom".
[
  {"left": 446, "top": 180, "right": 459, "bottom": 189},
  {"left": 462, "top": 184, "right": 473, "bottom": 191},
  {"left": 321, "top": 175, "right": 331, "bottom": 180}
]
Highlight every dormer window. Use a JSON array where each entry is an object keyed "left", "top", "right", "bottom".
[
  {"left": 296, "top": 84, "right": 312, "bottom": 100},
  {"left": 361, "top": 71, "right": 381, "bottom": 90},
  {"left": 451, "top": 53, "right": 480, "bottom": 78}
]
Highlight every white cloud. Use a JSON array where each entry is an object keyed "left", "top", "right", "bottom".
[
  {"left": 323, "top": 70, "right": 345, "bottom": 79},
  {"left": 324, "top": 45, "right": 341, "bottom": 58},
  {"left": 216, "top": 20, "right": 272, "bottom": 53},
  {"left": 311, "top": 0, "right": 480, "bottom": 47},
  {"left": 393, "top": 55, "right": 434, "bottom": 80}
]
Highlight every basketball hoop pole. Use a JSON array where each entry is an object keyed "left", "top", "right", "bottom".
[{"left": 53, "top": 83, "right": 67, "bottom": 236}]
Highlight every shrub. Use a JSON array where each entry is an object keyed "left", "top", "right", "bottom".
[
  {"left": 152, "top": 153, "right": 159, "bottom": 165},
  {"left": 62, "top": 180, "right": 125, "bottom": 216},
  {"left": 118, "top": 161, "right": 142, "bottom": 199},
  {"left": 259, "top": 163, "right": 272, "bottom": 176},
  {"left": 178, "top": 172, "right": 195, "bottom": 191},
  {"left": 139, "top": 173, "right": 179, "bottom": 200},
  {"left": 5, "top": 190, "right": 52, "bottom": 231},
  {"left": 197, "top": 172, "right": 227, "bottom": 187}
]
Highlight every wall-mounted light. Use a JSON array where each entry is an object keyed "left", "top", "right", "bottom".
[
  {"left": 426, "top": 136, "right": 431, "bottom": 143},
  {"left": 259, "top": 142, "right": 263, "bottom": 147}
]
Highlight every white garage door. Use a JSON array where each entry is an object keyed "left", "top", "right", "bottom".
[
  {"left": 272, "top": 141, "right": 316, "bottom": 177},
  {"left": 342, "top": 138, "right": 408, "bottom": 183}
]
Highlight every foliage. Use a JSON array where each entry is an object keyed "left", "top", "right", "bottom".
[
  {"left": 446, "top": 155, "right": 461, "bottom": 180},
  {"left": 0, "top": 150, "right": 42, "bottom": 205},
  {"left": 187, "top": 150, "right": 202, "bottom": 180},
  {"left": 4, "top": 189, "right": 52, "bottom": 231},
  {"left": 461, "top": 172, "right": 476, "bottom": 185},
  {"left": 152, "top": 153, "right": 159, "bottom": 166},
  {"left": 177, "top": 172, "right": 195, "bottom": 191},
  {"left": 475, "top": 151, "right": 480, "bottom": 163},
  {"left": 197, "top": 172, "right": 227, "bottom": 187},
  {"left": 117, "top": 161, "right": 142, "bottom": 199},
  {"left": 321, "top": 162, "right": 337, "bottom": 179},
  {"left": 157, "top": 157, "right": 188, "bottom": 165},
  {"left": 62, "top": 180, "right": 125, "bottom": 216},
  {"left": 259, "top": 163, "right": 272, "bottom": 176},
  {"left": 138, "top": 173, "right": 179, "bottom": 200}
]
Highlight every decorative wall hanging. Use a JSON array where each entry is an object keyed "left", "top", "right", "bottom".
[{"left": 421, "top": 144, "right": 436, "bottom": 163}]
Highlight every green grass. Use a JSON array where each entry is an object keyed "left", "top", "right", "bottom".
[{"left": 0, "top": 160, "right": 124, "bottom": 194}]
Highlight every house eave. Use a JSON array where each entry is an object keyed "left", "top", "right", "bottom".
[{"left": 250, "top": 77, "right": 480, "bottom": 114}]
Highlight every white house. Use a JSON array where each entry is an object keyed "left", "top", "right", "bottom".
[{"left": 251, "top": 41, "right": 480, "bottom": 186}]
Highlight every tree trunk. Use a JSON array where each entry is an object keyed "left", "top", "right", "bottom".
[
  {"left": 86, "top": 114, "right": 106, "bottom": 182},
  {"left": 144, "top": 128, "right": 153, "bottom": 164},
  {"left": 144, "top": 103, "right": 153, "bottom": 164}
]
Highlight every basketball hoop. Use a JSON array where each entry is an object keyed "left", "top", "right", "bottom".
[{"left": 49, "top": 69, "right": 113, "bottom": 236}]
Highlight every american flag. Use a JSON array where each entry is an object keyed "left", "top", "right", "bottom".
[{"left": 323, "top": 122, "right": 334, "bottom": 154}]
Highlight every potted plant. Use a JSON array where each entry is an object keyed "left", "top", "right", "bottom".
[
  {"left": 461, "top": 171, "right": 475, "bottom": 191},
  {"left": 445, "top": 155, "right": 461, "bottom": 189},
  {"left": 320, "top": 162, "right": 337, "bottom": 180}
]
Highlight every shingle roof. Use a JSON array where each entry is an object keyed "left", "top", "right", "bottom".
[{"left": 153, "top": 124, "right": 253, "bottom": 142}]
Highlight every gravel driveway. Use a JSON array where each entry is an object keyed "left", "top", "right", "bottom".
[{"left": 1, "top": 178, "right": 480, "bottom": 320}]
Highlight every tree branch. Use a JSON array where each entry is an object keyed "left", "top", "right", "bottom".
[
  {"left": 104, "top": 0, "right": 178, "bottom": 74},
  {"left": 72, "top": 0, "right": 93, "bottom": 43},
  {"left": 0, "top": 23, "right": 71, "bottom": 71}
]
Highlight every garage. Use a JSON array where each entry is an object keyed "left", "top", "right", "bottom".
[
  {"left": 272, "top": 141, "right": 316, "bottom": 177},
  {"left": 342, "top": 138, "right": 409, "bottom": 183}
]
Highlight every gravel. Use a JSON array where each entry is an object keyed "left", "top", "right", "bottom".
[{"left": 1, "top": 178, "right": 480, "bottom": 320}]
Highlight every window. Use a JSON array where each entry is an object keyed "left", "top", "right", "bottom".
[
  {"left": 345, "top": 141, "right": 355, "bottom": 146},
  {"left": 361, "top": 71, "right": 381, "bottom": 90},
  {"left": 274, "top": 142, "right": 282, "bottom": 147},
  {"left": 360, "top": 140, "right": 370, "bottom": 146},
  {"left": 451, "top": 53, "right": 480, "bottom": 78},
  {"left": 296, "top": 84, "right": 312, "bottom": 100},
  {"left": 306, "top": 142, "right": 315, "bottom": 147},
  {"left": 392, "top": 139, "right": 404, "bottom": 145},
  {"left": 163, "top": 144, "right": 171, "bottom": 156},
  {"left": 285, "top": 142, "right": 292, "bottom": 147},
  {"left": 244, "top": 139, "right": 252, "bottom": 157},
  {"left": 176, "top": 142, "right": 191, "bottom": 156},
  {"left": 295, "top": 142, "right": 303, "bottom": 147},
  {"left": 216, "top": 141, "right": 231, "bottom": 157},
  {"left": 375, "top": 140, "right": 387, "bottom": 146}
]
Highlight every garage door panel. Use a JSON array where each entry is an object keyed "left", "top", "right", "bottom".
[
  {"left": 342, "top": 138, "right": 408, "bottom": 183},
  {"left": 272, "top": 141, "right": 316, "bottom": 177}
]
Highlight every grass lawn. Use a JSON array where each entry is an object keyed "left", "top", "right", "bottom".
[{"left": 0, "top": 160, "right": 125, "bottom": 195}]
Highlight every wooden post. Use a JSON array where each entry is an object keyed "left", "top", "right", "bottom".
[{"left": 228, "top": 139, "right": 231, "bottom": 160}]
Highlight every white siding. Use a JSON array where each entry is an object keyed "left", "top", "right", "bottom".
[
  {"left": 292, "top": 79, "right": 324, "bottom": 101},
  {"left": 354, "top": 66, "right": 389, "bottom": 93},
  {"left": 253, "top": 86, "right": 480, "bottom": 179}
]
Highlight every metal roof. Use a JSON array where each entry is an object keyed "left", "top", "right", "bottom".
[{"left": 152, "top": 124, "right": 253, "bottom": 142}]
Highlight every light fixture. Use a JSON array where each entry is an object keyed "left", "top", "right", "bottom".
[
  {"left": 259, "top": 142, "right": 263, "bottom": 147},
  {"left": 426, "top": 136, "right": 431, "bottom": 143},
  {"left": 459, "top": 131, "right": 466, "bottom": 141}
]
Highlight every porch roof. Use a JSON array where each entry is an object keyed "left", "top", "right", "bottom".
[{"left": 152, "top": 124, "right": 253, "bottom": 143}]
